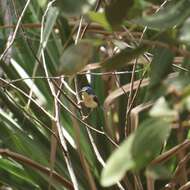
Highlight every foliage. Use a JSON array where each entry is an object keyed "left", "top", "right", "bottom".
[{"left": 0, "top": 0, "right": 190, "bottom": 189}]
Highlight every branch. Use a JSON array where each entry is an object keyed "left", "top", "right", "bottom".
[{"left": 0, "top": 149, "right": 74, "bottom": 190}]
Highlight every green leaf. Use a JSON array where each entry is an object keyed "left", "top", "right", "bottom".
[
  {"left": 180, "top": 55, "right": 190, "bottom": 72},
  {"left": 59, "top": 41, "right": 93, "bottom": 75},
  {"left": 37, "top": 0, "right": 47, "bottom": 8},
  {"left": 184, "top": 96, "right": 190, "bottom": 111},
  {"left": 0, "top": 159, "right": 38, "bottom": 188},
  {"left": 150, "top": 96, "right": 178, "bottom": 119},
  {"left": 150, "top": 47, "right": 174, "bottom": 88},
  {"left": 166, "top": 75, "right": 190, "bottom": 94},
  {"left": 101, "top": 118, "right": 170, "bottom": 187},
  {"left": 10, "top": 59, "right": 46, "bottom": 106},
  {"left": 101, "top": 45, "right": 147, "bottom": 71},
  {"left": 105, "top": 0, "right": 133, "bottom": 28},
  {"left": 42, "top": 6, "right": 59, "bottom": 47},
  {"left": 133, "top": 0, "right": 190, "bottom": 30},
  {"left": 146, "top": 164, "right": 172, "bottom": 180},
  {"left": 179, "top": 17, "right": 190, "bottom": 44},
  {"left": 0, "top": 108, "right": 49, "bottom": 165},
  {"left": 88, "top": 11, "right": 112, "bottom": 31},
  {"left": 54, "top": 0, "right": 96, "bottom": 16},
  {"left": 131, "top": 118, "right": 171, "bottom": 169},
  {"left": 127, "top": 0, "right": 149, "bottom": 19},
  {"left": 101, "top": 134, "right": 135, "bottom": 187}
]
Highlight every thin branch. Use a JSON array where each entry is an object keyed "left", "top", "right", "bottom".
[
  {"left": 80, "top": 0, "right": 102, "bottom": 38},
  {"left": 168, "top": 153, "right": 190, "bottom": 188},
  {"left": 73, "top": 17, "right": 98, "bottom": 190},
  {"left": 4, "top": 89, "right": 58, "bottom": 140},
  {"left": 150, "top": 140, "right": 190, "bottom": 165},
  {"left": 1, "top": 0, "right": 13, "bottom": 64},
  {"left": 52, "top": 79, "right": 80, "bottom": 110},
  {"left": 124, "top": 38, "right": 190, "bottom": 58},
  {"left": 124, "top": 0, "right": 170, "bottom": 137},
  {"left": 146, "top": 176, "right": 154, "bottom": 190},
  {"left": 179, "top": 182, "right": 190, "bottom": 190},
  {"left": 39, "top": 5, "right": 59, "bottom": 189},
  {"left": 0, "top": 0, "right": 31, "bottom": 61},
  {"left": 0, "top": 149, "right": 74, "bottom": 190},
  {"left": 53, "top": 86, "right": 120, "bottom": 150},
  {"left": 0, "top": 78, "right": 55, "bottom": 121},
  {"left": 176, "top": 121, "right": 188, "bottom": 185},
  {"left": 54, "top": 84, "right": 80, "bottom": 190},
  {"left": 37, "top": 2, "right": 80, "bottom": 189},
  {"left": 69, "top": 105, "right": 97, "bottom": 190},
  {"left": 39, "top": 5, "right": 58, "bottom": 188}
]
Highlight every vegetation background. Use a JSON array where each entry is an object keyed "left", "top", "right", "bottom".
[{"left": 0, "top": 0, "right": 190, "bottom": 189}]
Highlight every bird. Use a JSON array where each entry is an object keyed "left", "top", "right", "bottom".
[{"left": 79, "top": 86, "right": 99, "bottom": 109}]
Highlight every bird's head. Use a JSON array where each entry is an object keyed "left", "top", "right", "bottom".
[{"left": 80, "top": 86, "right": 99, "bottom": 108}]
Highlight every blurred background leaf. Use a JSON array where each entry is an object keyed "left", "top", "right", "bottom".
[
  {"left": 133, "top": 0, "right": 190, "bottom": 30},
  {"left": 59, "top": 40, "right": 93, "bottom": 75},
  {"left": 105, "top": 0, "right": 133, "bottom": 28},
  {"left": 54, "top": 0, "right": 96, "bottom": 16}
]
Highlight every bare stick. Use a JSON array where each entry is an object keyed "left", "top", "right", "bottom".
[
  {"left": 0, "top": 0, "right": 31, "bottom": 61},
  {"left": 0, "top": 149, "right": 74, "bottom": 190}
]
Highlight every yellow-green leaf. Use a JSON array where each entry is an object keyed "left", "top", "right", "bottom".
[{"left": 59, "top": 41, "right": 93, "bottom": 75}]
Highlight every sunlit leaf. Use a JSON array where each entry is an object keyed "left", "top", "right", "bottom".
[
  {"left": 184, "top": 96, "right": 190, "bottom": 111},
  {"left": 10, "top": 59, "right": 46, "bottom": 106},
  {"left": 179, "top": 17, "right": 190, "bottom": 44},
  {"left": 101, "top": 134, "right": 135, "bottom": 187},
  {"left": 88, "top": 11, "right": 111, "bottom": 31},
  {"left": 150, "top": 96, "right": 178, "bottom": 119},
  {"left": 37, "top": 0, "right": 47, "bottom": 8}
]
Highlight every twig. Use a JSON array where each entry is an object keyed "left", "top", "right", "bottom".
[
  {"left": 80, "top": 0, "right": 102, "bottom": 38},
  {"left": 1, "top": 0, "right": 13, "bottom": 64},
  {"left": 126, "top": 69, "right": 148, "bottom": 117},
  {"left": 0, "top": 78, "right": 55, "bottom": 121},
  {"left": 176, "top": 121, "right": 188, "bottom": 185},
  {"left": 168, "top": 153, "right": 190, "bottom": 189},
  {"left": 130, "top": 102, "right": 153, "bottom": 132},
  {"left": 150, "top": 140, "right": 190, "bottom": 165},
  {"left": 70, "top": 15, "right": 97, "bottom": 190},
  {"left": 52, "top": 79, "right": 80, "bottom": 110},
  {"left": 39, "top": 5, "right": 58, "bottom": 189},
  {"left": 10, "top": 0, "right": 46, "bottom": 115},
  {"left": 38, "top": 2, "right": 80, "bottom": 189},
  {"left": 124, "top": 0, "right": 170, "bottom": 137},
  {"left": 0, "top": 0, "right": 31, "bottom": 61},
  {"left": 124, "top": 25, "right": 149, "bottom": 136},
  {"left": 179, "top": 182, "right": 190, "bottom": 190},
  {"left": 69, "top": 105, "right": 97, "bottom": 190},
  {"left": 54, "top": 84, "right": 79, "bottom": 190},
  {"left": 4, "top": 89, "right": 58, "bottom": 140},
  {"left": 0, "top": 148, "right": 74, "bottom": 190},
  {"left": 52, "top": 86, "right": 120, "bottom": 150},
  {"left": 39, "top": 5, "right": 59, "bottom": 189},
  {"left": 146, "top": 175, "right": 154, "bottom": 190}
]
